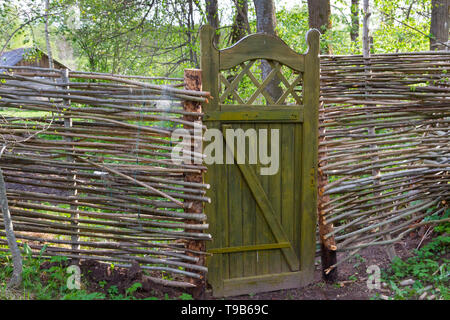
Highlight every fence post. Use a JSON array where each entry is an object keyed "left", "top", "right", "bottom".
[
  {"left": 61, "top": 69, "right": 80, "bottom": 257},
  {"left": 183, "top": 69, "right": 205, "bottom": 297},
  {"left": 318, "top": 100, "right": 337, "bottom": 282}
]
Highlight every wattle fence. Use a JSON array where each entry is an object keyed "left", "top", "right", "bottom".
[
  {"left": 0, "top": 66, "right": 210, "bottom": 288},
  {"left": 318, "top": 51, "right": 450, "bottom": 270},
  {"left": 0, "top": 50, "right": 449, "bottom": 290}
]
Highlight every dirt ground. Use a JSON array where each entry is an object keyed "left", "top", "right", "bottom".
[
  {"left": 37, "top": 230, "right": 427, "bottom": 300},
  {"left": 39, "top": 259, "right": 187, "bottom": 299},
  {"left": 217, "top": 232, "right": 429, "bottom": 300}
]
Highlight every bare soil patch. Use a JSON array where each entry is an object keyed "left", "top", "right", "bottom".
[{"left": 40, "top": 259, "right": 186, "bottom": 299}]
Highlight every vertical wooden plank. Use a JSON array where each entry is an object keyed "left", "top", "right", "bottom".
[
  {"left": 293, "top": 123, "right": 301, "bottom": 259},
  {"left": 300, "top": 29, "right": 320, "bottom": 278},
  {"left": 294, "top": 125, "right": 303, "bottom": 256},
  {"left": 281, "top": 124, "right": 295, "bottom": 272},
  {"left": 228, "top": 125, "right": 243, "bottom": 279},
  {"left": 238, "top": 164, "right": 244, "bottom": 278},
  {"left": 200, "top": 25, "right": 225, "bottom": 296},
  {"left": 268, "top": 123, "right": 282, "bottom": 275},
  {"left": 242, "top": 123, "right": 257, "bottom": 278},
  {"left": 219, "top": 158, "right": 230, "bottom": 293},
  {"left": 183, "top": 69, "right": 205, "bottom": 297},
  {"left": 61, "top": 69, "right": 79, "bottom": 255},
  {"left": 256, "top": 123, "right": 270, "bottom": 276}
]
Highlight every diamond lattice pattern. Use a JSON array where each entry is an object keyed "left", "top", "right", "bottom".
[{"left": 219, "top": 59, "right": 303, "bottom": 106}]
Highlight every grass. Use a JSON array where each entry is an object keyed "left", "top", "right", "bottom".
[
  {"left": 0, "top": 247, "right": 103, "bottom": 300},
  {"left": 0, "top": 108, "right": 51, "bottom": 119}
]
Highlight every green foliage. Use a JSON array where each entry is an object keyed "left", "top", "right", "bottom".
[
  {"left": 126, "top": 282, "right": 142, "bottom": 296},
  {"left": 52, "top": 0, "right": 203, "bottom": 76},
  {"left": 178, "top": 292, "right": 194, "bottom": 300},
  {"left": 348, "top": 274, "right": 358, "bottom": 282},
  {"left": 0, "top": 2, "right": 30, "bottom": 51},
  {"left": 351, "top": 254, "right": 366, "bottom": 268},
  {"left": 276, "top": 4, "right": 353, "bottom": 55},
  {"left": 372, "top": 0, "right": 431, "bottom": 53},
  {"left": 0, "top": 0, "right": 439, "bottom": 76},
  {"left": 380, "top": 234, "right": 449, "bottom": 300},
  {"left": 424, "top": 208, "right": 450, "bottom": 234},
  {"left": 0, "top": 250, "right": 193, "bottom": 300},
  {"left": 276, "top": 5, "right": 309, "bottom": 53},
  {"left": 62, "top": 290, "right": 106, "bottom": 300}
]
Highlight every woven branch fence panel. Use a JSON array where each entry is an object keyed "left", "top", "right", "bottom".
[
  {"left": 0, "top": 52, "right": 449, "bottom": 287},
  {"left": 318, "top": 51, "right": 449, "bottom": 267},
  {"left": 0, "top": 66, "right": 210, "bottom": 288}
]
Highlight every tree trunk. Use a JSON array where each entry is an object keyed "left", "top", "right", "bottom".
[
  {"left": 253, "top": 0, "right": 282, "bottom": 102},
  {"left": 307, "top": 0, "right": 331, "bottom": 31},
  {"left": 430, "top": 0, "right": 449, "bottom": 50},
  {"left": 362, "top": 0, "right": 370, "bottom": 57},
  {"left": 44, "top": 0, "right": 54, "bottom": 69},
  {"left": 205, "top": 0, "right": 220, "bottom": 45},
  {"left": 187, "top": 0, "right": 198, "bottom": 67},
  {"left": 307, "top": 0, "right": 332, "bottom": 53},
  {"left": 0, "top": 167, "right": 23, "bottom": 288},
  {"left": 350, "top": 0, "right": 360, "bottom": 43},
  {"left": 231, "top": 0, "right": 250, "bottom": 44}
]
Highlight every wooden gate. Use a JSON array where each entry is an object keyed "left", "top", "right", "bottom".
[{"left": 200, "top": 25, "right": 320, "bottom": 297}]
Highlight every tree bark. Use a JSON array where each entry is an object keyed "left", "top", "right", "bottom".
[
  {"left": 362, "top": 0, "right": 370, "bottom": 57},
  {"left": 307, "top": 0, "right": 332, "bottom": 53},
  {"left": 0, "top": 167, "right": 23, "bottom": 288},
  {"left": 44, "top": 0, "right": 54, "bottom": 69},
  {"left": 430, "top": 0, "right": 449, "bottom": 50},
  {"left": 350, "top": 0, "right": 360, "bottom": 43},
  {"left": 307, "top": 0, "right": 331, "bottom": 31},
  {"left": 183, "top": 69, "right": 205, "bottom": 298},
  {"left": 205, "top": 0, "right": 220, "bottom": 45},
  {"left": 231, "top": 0, "right": 250, "bottom": 44},
  {"left": 187, "top": 0, "right": 198, "bottom": 67},
  {"left": 253, "top": 0, "right": 283, "bottom": 102}
]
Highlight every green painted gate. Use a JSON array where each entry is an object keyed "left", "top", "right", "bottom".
[{"left": 200, "top": 25, "right": 320, "bottom": 297}]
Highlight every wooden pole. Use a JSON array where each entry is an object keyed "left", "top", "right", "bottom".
[
  {"left": 315, "top": 17, "right": 338, "bottom": 280},
  {"left": 362, "top": 0, "right": 370, "bottom": 59},
  {"left": 318, "top": 100, "right": 338, "bottom": 282},
  {"left": 0, "top": 166, "right": 22, "bottom": 287},
  {"left": 62, "top": 69, "right": 80, "bottom": 257},
  {"left": 363, "top": 1, "right": 397, "bottom": 261},
  {"left": 183, "top": 69, "right": 206, "bottom": 298}
]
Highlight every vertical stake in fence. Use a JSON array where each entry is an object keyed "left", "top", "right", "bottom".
[
  {"left": 313, "top": 26, "right": 338, "bottom": 281},
  {"left": 318, "top": 100, "right": 338, "bottom": 282},
  {"left": 61, "top": 69, "right": 80, "bottom": 258},
  {"left": 363, "top": 0, "right": 396, "bottom": 261},
  {"left": 183, "top": 69, "right": 205, "bottom": 298}
]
